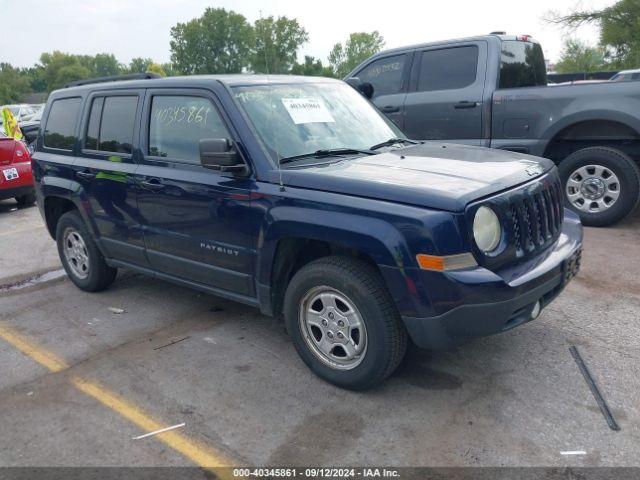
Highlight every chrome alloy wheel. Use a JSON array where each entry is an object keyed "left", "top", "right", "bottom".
[
  {"left": 298, "top": 287, "right": 367, "bottom": 370},
  {"left": 62, "top": 227, "right": 90, "bottom": 279},
  {"left": 566, "top": 164, "right": 621, "bottom": 213}
]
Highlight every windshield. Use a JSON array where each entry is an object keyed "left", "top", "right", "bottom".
[{"left": 232, "top": 82, "right": 403, "bottom": 163}]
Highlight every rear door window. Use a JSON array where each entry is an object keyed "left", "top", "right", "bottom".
[
  {"left": 43, "top": 97, "right": 82, "bottom": 150},
  {"left": 357, "top": 54, "right": 406, "bottom": 98},
  {"left": 148, "top": 95, "right": 230, "bottom": 163},
  {"left": 84, "top": 96, "right": 138, "bottom": 154},
  {"left": 417, "top": 46, "right": 478, "bottom": 91}
]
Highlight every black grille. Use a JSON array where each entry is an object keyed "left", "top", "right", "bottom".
[
  {"left": 469, "top": 170, "right": 565, "bottom": 271},
  {"left": 508, "top": 178, "right": 564, "bottom": 257}
]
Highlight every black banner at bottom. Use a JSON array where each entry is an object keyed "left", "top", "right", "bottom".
[{"left": 0, "top": 467, "right": 638, "bottom": 480}]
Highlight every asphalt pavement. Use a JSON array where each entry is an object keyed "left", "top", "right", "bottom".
[{"left": 0, "top": 198, "right": 638, "bottom": 469}]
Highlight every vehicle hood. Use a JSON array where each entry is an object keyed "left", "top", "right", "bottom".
[{"left": 276, "top": 142, "right": 556, "bottom": 212}]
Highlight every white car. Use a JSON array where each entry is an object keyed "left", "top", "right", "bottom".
[{"left": 610, "top": 69, "right": 640, "bottom": 82}]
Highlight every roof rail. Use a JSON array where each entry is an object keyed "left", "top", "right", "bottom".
[{"left": 63, "top": 72, "right": 162, "bottom": 88}]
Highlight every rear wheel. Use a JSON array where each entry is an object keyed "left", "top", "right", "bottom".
[
  {"left": 56, "top": 211, "right": 117, "bottom": 292},
  {"left": 284, "top": 255, "right": 407, "bottom": 390},
  {"left": 15, "top": 193, "right": 36, "bottom": 206},
  {"left": 559, "top": 147, "right": 640, "bottom": 226}
]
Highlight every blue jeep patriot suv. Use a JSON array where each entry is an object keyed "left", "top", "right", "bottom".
[{"left": 32, "top": 73, "right": 583, "bottom": 389}]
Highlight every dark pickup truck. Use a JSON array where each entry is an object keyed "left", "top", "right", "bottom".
[
  {"left": 348, "top": 34, "right": 640, "bottom": 226},
  {"left": 32, "top": 74, "right": 582, "bottom": 389}
]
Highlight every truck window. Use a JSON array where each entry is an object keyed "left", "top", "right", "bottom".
[
  {"left": 499, "top": 41, "right": 547, "bottom": 89},
  {"left": 417, "top": 46, "right": 478, "bottom": 92},
  {"left": 43, "top": 97, "right": 82, "bottom": 150},
  {"left": 84, "top": 96, "right": 138, "bottom": 154},
  {"left": 148, "top": 96, "right": 230, "bottom": 162},
  {"left": 358, "top": 54, "right": 406, "bottom": 98}
]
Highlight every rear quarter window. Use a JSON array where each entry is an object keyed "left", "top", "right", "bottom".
[
  {"left": 499, "top": 41, "right": 547, "bottom": 89},
  {"left": 43, "top": 97, "right": 82, "bottom": 150}
]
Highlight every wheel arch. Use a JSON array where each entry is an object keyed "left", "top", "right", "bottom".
[
  {"left": 255, "top": 210, "right": 414, "bottom": 317},
  {"left": 543, "top": 115, "right": 640, "bottom": 164}
]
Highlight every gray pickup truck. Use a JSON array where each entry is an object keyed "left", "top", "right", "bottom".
[{"left": 347, "top": 34, "right": 640, "bottom": 226}]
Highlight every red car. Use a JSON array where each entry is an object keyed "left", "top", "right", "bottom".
[{"left": 0, "top": 132, "right": 35, "bottom": 205}]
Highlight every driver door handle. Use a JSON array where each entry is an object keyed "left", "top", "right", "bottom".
[
  {"left": 454, "top": 101, "right": 478, "bottom": 109},
  {"left": 381, "top": 105, "right": 400, "bottom": 113}
]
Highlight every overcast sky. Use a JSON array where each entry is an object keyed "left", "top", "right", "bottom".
[{"left": 2, "top": 0, "right": 616, "bottom": 68}]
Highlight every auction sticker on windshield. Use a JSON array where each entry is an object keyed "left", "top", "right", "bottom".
[
  {"left": 282, "top": 98, "right": 335, "bottom": 124},
  {"left": 2, "top": 168, "right": 19, "bottom": 181}
]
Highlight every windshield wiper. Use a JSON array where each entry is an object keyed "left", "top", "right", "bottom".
[
  {"left": 369, "top": 137, "right": 420, "bottom": 150},
  {"left": 279, "top": 147, "right": 375, "bottom": 165}
]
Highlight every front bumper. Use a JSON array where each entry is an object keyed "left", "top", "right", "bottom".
[{"left": 392, "top": 209, "right": 583, "bottom": 350}]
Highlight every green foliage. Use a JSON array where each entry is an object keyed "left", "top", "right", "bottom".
[
  {"left": 93, "top": 53, "right": 122, "bottom": 77},
  {"left": 555, "top": 39, "right": 607, "bottom": 73},
  {"left": 170, "top": 7, "right": 254, "bottom": 74},
  {"left": 128, "top": 57, "right": 154, "bottom": 73},
  {"left": 550, "top": 0, "right": 640, "bottom": 69},
  {"left": 0, "top": 63, "right": 31, "bottom": 104},
  {"left": 290, "top": 56, "right": 335, "bottom": 77},
  {"left": 328, "top": 31, "right": 385, "bottom": 78},
  {"left": 251, "top": 16, "right": 309, "bottom": 73}
]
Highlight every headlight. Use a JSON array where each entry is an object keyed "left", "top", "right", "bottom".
[{"left": 473, "top": 206, "right": 501, "bottom": 252}]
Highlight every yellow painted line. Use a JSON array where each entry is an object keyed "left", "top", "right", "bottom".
[
  {"left": 0, "top": 324, "right": 69, "bottom": 372},
  {"left": 72, "top": 377, "right": 235, "bottom": 469},
  {"left": 0, "top": 324, "right": 236, "bottom": 473}
]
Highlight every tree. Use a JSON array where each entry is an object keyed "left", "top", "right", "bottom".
[
  {"left": 548, "top": 0, "right": 640, "bottom": 69},
  {"left": 251, "top": 16, "right": 308, "bottom": 73},
  {"left": 146, "top": 63, "right": 167, "bottom": 77},
  {"left": 128, "top": 57, "right": 154, "bottom": 73},
  {"left": 290, "top": 56, "right": 335, "bottom": 77},
  {"left": 554, "top": 39, "right": 607, "bottom": 73},
  {"left": 39, "top": 51, "right": 93, "bottom": 90},
  {"left": 0, "top": 63, "right": 31, "bottom": 104},
  {"left": 93, "top": 53, "right": 121, "bottom": 77},
  {"left": 170, "top": 8, "right": 254, "bottom": 74},
  {"left": 328, "top": 31, "right": 385, "bottom": 78}
]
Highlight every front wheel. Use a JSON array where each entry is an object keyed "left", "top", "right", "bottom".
[
  {"left": 559, "top": 147, "right": 640, "bottom": 227},
  {"left": 283, "top": 256, "right": 407, "bottom": 390}
]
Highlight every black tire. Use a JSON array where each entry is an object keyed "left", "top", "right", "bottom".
[
  {"left": 56, "top": 211, "right": 117, "bottom": 292},
  {"left": 284, "top": 255, "right": 407, "bottom": 390},
  {"left": 558, "top": 147, "right": 640, "bottom": 227},
  {"left": 15, "top": 193, "right": 36, "bottom": 206}
]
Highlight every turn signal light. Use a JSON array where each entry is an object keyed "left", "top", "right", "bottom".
[{"left": 416, "top": 253, "right": 477, "bottom": 271}]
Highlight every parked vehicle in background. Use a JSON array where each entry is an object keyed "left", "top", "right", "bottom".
[
  {"left": 610, "top": 69, "right": 640, "bottom": 82},
  {"left": 0, "top": 132, "right": 35, "bottom": 205},
  {"left": 348, "top": 34, "right": 640, "bottom": 227},
  {"left": 0, "top": 104, "right": 38, "bottom": 124},
  {"left": 32, "top": 73, "right": 582, "bottom": 389}
]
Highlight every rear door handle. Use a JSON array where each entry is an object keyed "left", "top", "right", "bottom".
[
  {"left": 381, "top": 105, "right": 400, "bottom": 113},
  {"left": 454, "top": 101, "right": 478, "bottom": 109},
  {"left": 140, "top": 178, "right": 164, "bottom": 191},
  {"left": 76, "top": 171, "right": 96, "bottom": 180}
]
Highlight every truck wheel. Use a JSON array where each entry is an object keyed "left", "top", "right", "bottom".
[
  {"left": 15, "top": 193, "right": 36, "bottom": 206},
  {"left": 559, "top": 147, "right": 640, "bottom": 227},
  {"left": 56, "top": 211, "right": 117, "bottom": 292},
  {"left": 283, "top": 255, "right": 407, "bottom": 390}
]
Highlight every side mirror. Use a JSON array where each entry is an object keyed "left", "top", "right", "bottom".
[
  {"left": 199, "top": 138, "right": 247, "bottom": 173},
  {"left": 345, "top": 77, "right": 374, "bottom": 99}
]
